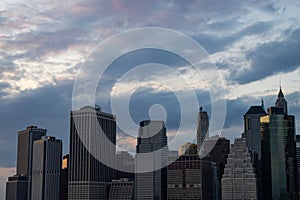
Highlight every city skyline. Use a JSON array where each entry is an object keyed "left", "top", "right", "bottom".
[
  {"left": 1, "top": 0, "right": 300, "bottom": 199},
  {"left": 3, "top": 88, "right": 299, "bottom": 199}
]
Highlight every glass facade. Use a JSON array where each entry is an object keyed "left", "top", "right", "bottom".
[{"left": 260, "top": 112, "right": 297, "bottom": 200}]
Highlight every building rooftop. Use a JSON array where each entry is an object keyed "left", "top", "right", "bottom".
[{"left": 245, "top": 106, "right": 266, "bottom": 115}]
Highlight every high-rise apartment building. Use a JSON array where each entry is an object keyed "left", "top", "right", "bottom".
[
  {"left": 68, "top": 106, "right": 116, "bottom": 200},
  {"left": 221, "top": 138, "right": 258, "bottom": 200},
  {"left": 31, "top": 136, "right": 62, "bottom": 200},
  {"left": 135, "top": 120, "right": 168, "bottom": 200},
  {"left": 197, "top": 107, "right": 209, "bottom": 154}
]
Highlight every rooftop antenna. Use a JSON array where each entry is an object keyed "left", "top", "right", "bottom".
[
  {"left": 261, "top": 98, "right": 265, "bottom": 111},
  {"left": 279, "top": 75, "right": 282, "bottom": 89}
]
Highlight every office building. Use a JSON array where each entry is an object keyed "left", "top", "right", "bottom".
[
  {"left": 31, "top": 136, "right": 62, "bottom": 200},
  {"left": 221, "top": 138, "right": 258, "bottom": 200},
  {"left": 16, "top": 126, "right": 47, "bottom": 199},
  {"left": 260, "top": 106, "right": 297, "bottom": 199},
  {"left": 116, "top": 151, "right": 135, "bottom": 180},
  {"left": 167, "top": 155, "right": 213, "bottom": 200},
  {"left": 275, "top": 86, "right": 288, "bottom": 115},
  {"left": 5, "top": 175, "right": 28, "bottom": 200},
  {"left": 61, "top": 154, "right": 69, "bottom": 200},
  {"left": 203, "top": 136, "right": 230, "bottom": 200},
  {"left": 197, "top": 107, "right": 209, "bottom": 154},
  {"left": 68, "top": 106, "right": 116, "bottom": 200},
  {"left": 242, "top": 103, "right": 266, "bottom": 159},
  {"left": 295, "top": 135, "right": 300, "bottom": 198},
  {"left": 135, "top": 120, "right": 168, "bottom": 200},
  {"left": 242, "top": 103, "right": 266, "bottom": 199},
  {"left": 108, "top": 179, "right": 134, "bottom": 200}
]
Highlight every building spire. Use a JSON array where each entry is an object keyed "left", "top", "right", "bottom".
[
  {"left": 278, "top": 77, "right": 284, "bottom": 98},
  {"left": 279, "top": 75, "right": 281, "bottom": 89},
  {"left": 275, "top": 79, "right": 288, "bottom": 115},
  {"left": 261, "top": 98, "right": 265, "bottom": 111}
]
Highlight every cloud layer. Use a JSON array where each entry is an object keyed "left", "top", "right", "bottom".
[{"left": 1, "top": 1, "right": 300, "bottom": 199}]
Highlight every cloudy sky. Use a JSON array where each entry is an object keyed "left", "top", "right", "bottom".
[{"left": 1, "top": 0, "right": 300, "bottom": 198}]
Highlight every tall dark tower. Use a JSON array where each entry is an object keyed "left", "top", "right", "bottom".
[
  {"left": 275, "top": 86, "right": 288, "bottom": 115},
  {"left": 242, "top": 104, "right": 266, "bottom": 200},
  {"left": 31, "top": 136, "right": 62, "bottom": 200},
  {"left": 295, "top": 135, "right": 300, "bottom": 198},
  {"left": 16, "top": 126, "right": 47, "bottom": 176},
  {"left": 260, "top": 87, "right": 297, "bottom": 200},
  {"left": 242, "top": 105, "right": 266, "bottom": 159},
  {"left": 197, "top": 107, "right": 209, "bottom": 154},
  {"left": 135, "top": 120, "right": 168, "bottom": 200},
  {"left": 68, "top": 106, "right": 116, "bottom": 200},
  {"left": 17, "top": 126, "right": 47, "bottom": 200}
]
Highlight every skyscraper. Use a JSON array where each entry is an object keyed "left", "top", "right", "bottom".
[
  {"left": 135, "top": 120, "right": 168, "bottom": 200},
  {"left": 16, "top": 126, "right": 47, "bottom": 176},
  {"left": 242, "top": 104, "right": 266, "bottom": 159},
  {"left": 242, "top": 104, "right": 266, "bottom": 200},
  {"left": 68, "top": 106, "right": 116, "bottom": 200},
  {"left": 197, "top": 107, "right": 209, "bottom": 154},
  {"left": 115, "top": 151, "right": 135, "bottom": 180},
  {"left": 275, "top": 86, "right": 288, "bottom": 115},
  {"left": 295, "top": 135, "right": 300, "bottom": 198},
  {"left": 221, "top": 138, "right": 258, "bottom": 200},
  {"left": 260, "top": 106, "right": 297, "bottom": 200},
  {"left": 61, "top": 154, "right": 69, "bottom": 200},
  {"left": 5, "top": 175, "right": 28, "bottom": 200},
  {"left": 16, "top": 126, "right": 47, "bottom": 200},
  {"left": 203, "top": 136, "right": 230, "bottom": 200},
  {"left": 31, "top": 136, "right": 62, "bottom": 200}
]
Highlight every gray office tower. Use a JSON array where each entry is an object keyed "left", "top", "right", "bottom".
[
  {"left": 242, "top": 102, "right": 266, "bottom": 200},
  {"left": 10, "top": 126, "right": 47, "bottom": 200},
  {"left": 135, "top": 120, "right": 168, "bottom": 200},
  {"left": 242, "top": 102, "right": 266, "bottom": 159},
  {"left": 295, "top": 135, "right": 300, "bottom": 198},
  {"left": 5, "top": 175, "right": 28, "bottom": 200},
  {"left": 221, "top": 138, "right": 258, "bottom": 200},
  {"left": 261, "top": 109, "right": 297, "bottom": 199},
  {"left": 260, "top": 87, "right": 297, "bottom": 200},
  {"left": 68, "top": 106, "right": 116, "bottom": 200},
  {"left": 31, "top": 136, "right": 62, "bottom": 200},
  {"left": 197, "top": 107, "right": 209, "bottom": 154}
]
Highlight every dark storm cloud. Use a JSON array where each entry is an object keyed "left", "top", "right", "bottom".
[
  {"left": 231, "top": 28, "right": 300, "bottom": 84},
  {"left": 193, "top": 21, "right": 272, "bottom": 54},
  {"left": 0, "top": 81, "right": 73, "bottom": 167}
]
